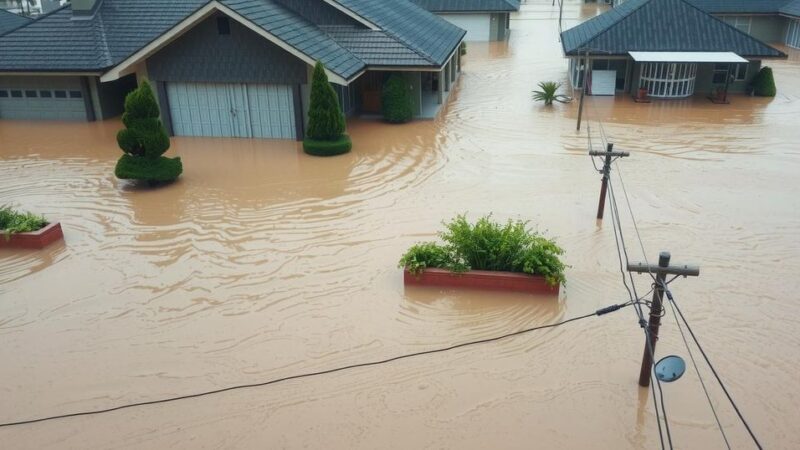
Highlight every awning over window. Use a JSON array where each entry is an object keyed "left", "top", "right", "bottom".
[{"left": 628, "top": 52, "right": 748, "bottom": 63}]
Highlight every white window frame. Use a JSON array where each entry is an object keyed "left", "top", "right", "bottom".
[
  {"left": 639, "top": 62, "right": 697, "bottom": 98},
  {"left": 787, "top": 19, "right": 800, "bottom": 49},
  {"left": 733, "top": 16, "right": 752, "bottom": 34}
]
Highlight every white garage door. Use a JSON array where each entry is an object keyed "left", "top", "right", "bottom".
[
  {"left": 0, "top": 78, "right": 87, "bottom": 121},
  {"left": 591, "top": 70, "right": 617, "bottom": 96},
  {"left": 166, "top": 82, "right": 296, "bottom": 139},
  {"left": 439, "top": 13, "right": 491, "bottom": 41}
]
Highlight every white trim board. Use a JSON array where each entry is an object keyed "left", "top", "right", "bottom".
[{"left": 629, "top": 51, "right": 748, "bottom": 63}]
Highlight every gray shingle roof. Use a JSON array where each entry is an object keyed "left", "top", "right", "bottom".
[
  {"left": 336, "top": 0, "right": 466, "bottom": 66},
  {"left": 688, "top": 0, "right": 798, "bottom": 15},
  {"left": 322, "top": 25, "right": 430, "bottom": 66},
  {"left": 561, "top": 0, "right": 785, "bottom": 58},
  {"left": 0, "top": 0, "right": 463, "bottom": 80},
  {"left": 780, "top": 0, "right": 800, "bottom": 16},
  {"left": 406, "top": 0, "right": 520, "bottom": 12},
  {"left": 0, "top": 9, "right": 33, "bottom": 36}
]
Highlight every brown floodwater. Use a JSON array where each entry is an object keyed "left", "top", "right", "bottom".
[{"left": 1, "top": 1, "right": 799, "bottom": 448}]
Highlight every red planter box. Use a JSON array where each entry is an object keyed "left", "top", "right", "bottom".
[
  {"left": 0, "top": 222, "right": 64, "bottom": 249},
  {"left": 404, "top": 268, "right": 559, "bottom": 295}
]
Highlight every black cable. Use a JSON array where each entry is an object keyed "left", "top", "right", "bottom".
[
  {"left": 604, "top": 174, "right": 668, "bottom": 450},
  {"left": 0, "top": 303, "right": 632, "bottom": 429},
  {"left": 664, "top": 284, "right": 731, "bottom": 449},
  {"left": 663, "top": 286, "right": 764, "bottom": 450}
]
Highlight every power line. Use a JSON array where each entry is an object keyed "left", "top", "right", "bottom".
[
  {"left": 663, "top": 285, "right": 764, "bottom": 450},
  {"left": 604, "top": 172, "right": 671, "bottom": 450},
  {"left": 0, "top": 302, "right": 633, "bottom": 429},
  {"left": 664, "top": 282, "right": 732, "bottom": 450}
]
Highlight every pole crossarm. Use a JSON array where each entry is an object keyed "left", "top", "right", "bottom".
[
  {"left": 627, "top": 262, "right": 700, "bottom": 277},
  {"left": 589, "top": 150, "right": 630, "bottom": 157}
]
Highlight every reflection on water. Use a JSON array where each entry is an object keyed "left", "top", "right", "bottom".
[{"left": 1, "top": 0, "right": 800, "bottom": 448}]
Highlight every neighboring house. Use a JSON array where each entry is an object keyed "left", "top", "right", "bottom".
[
  {"left": 0, "top": 8, "right": 30, "bottom": 34},
  {"left": 561, "top": 0, "right": 786, "bottom": 99},
  {"left": 687, "top": 0, "right": 800, "bottom": 49},
  {"left": 1, "top": 0, "right": 65, "bottom": 16},
  {"left": 407, "top": 0, "right": 520, "bottom": 41},
  {"left": 0, "top": 0, "right": 465, "bottom": 140}
]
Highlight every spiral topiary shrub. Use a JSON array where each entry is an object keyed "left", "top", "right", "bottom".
[
  {"left": 381, "top": 74, "right": 414, "bottom": 124},
  {"left": 751, "top": 66, "right": 776, "bottom": 97},
  {"left": 114, "top": 81, "right": 182, "bottom": 184}
]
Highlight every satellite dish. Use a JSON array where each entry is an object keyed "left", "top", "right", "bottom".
[{"left": 655, "top": 355, "right": 686, "bottom": 383}]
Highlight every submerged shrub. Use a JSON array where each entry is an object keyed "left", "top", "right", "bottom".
[
  {"left": 0, "top": 206, "right": 48, "bottom": 238},
  {"left": 306, "top": 61, "right": 346, "bottom": 141},
  {"left": 751, "top": 66, "right": 776, "bottom": 97},
  {"left": 381, "top": 74, "right": 414, "bottom": 123},
  {"left": 531, "top": 81, "right": 571, "bottom": 106},
  {"left": 115, "top": 81, "right": 182, "bottom": 183},
  {"left": 399, "top": 215, "right": 566, "bottom": 286},
  {"left": 302, "top": 135, "right": 352, "bottom": 157}
]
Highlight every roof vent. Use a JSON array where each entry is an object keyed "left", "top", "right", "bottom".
[{"left": 72, "top": 0, "right": 103, "bottom": 19}]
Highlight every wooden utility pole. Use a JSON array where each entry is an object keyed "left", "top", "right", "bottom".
[
  {"left": 576, "top": 50, "right": 590, "bottom": 131},
  {"left": 589, "top": 143, "right": 629, "bottom": 220},
  {"left": 628, "top": 252, "right": 700, "bottom": 387}
]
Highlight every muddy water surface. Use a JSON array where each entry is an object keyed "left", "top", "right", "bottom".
[{"left": 2, "top": 1, "right": 800, "bottom": 448}]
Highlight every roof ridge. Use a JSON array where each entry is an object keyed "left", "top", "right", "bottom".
[
  {"left": 94, "top": 12, "right": 113, "bottom": 68},
  {"left": 569, "top": 0, "right": 651, "bottom": 51}
]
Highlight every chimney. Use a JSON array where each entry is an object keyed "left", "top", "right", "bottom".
[{"left": 72, "top": 0, "right": 103, "bottom": 18}]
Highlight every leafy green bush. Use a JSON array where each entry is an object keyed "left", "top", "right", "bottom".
[
  {"left": 115, "top": 154, "right": 183, "bottom": 183},
  {"left": 115, "top": 81, "right": 183, "bottom": 183},
  {"left": 381, "top": 74, "right": 414, "bottom": 124},
  {"left": 306, "top": 61, "right": 346, "bottom": 141},
  {"left": 303, "top": 135, "right": 352, "bottom": 157},
  {"left": 751, "top": 66, "right": 776, "bottom": 97},
  {"left": 399, "top": 215, "right": 566, "bottom": 286},
  {"left": 0, "top": 206, "right": 48, "bottom": 238},
  {"left": 531, "top": 81, "right": 571, "bottom": 106}
]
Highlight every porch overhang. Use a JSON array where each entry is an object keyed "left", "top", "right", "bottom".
[{"left": 628, "top": 51, "right": 748, "bottom": 64}]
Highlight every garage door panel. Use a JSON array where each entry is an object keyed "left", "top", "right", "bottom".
[
  {"left": 167, "top": 82, "right": 295, "bottom": 139},
  {"left": 0, "top": 81, "right": 86, "bottom": 121},
  {"left": 439, "top": 14, "right": 491, "bottom": 41}
]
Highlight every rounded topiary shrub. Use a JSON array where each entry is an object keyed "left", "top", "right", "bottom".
[
  {"left": 115, "top": 81, "right": 182, "bottom": 183},
  {"left": 303, "top": 135, "right": 352, "bottom": 157},
  {"left": 304, "top": 61, "right": 350, "bottom": 156},
  {"left": 381, "top": 74, "right": 413, "bottom": 124},
  {"left": 751, "top": 66, "right": 776, "bottom": 97}
]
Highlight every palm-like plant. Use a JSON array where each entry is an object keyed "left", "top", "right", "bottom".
[{"left": 531, "top": 81, "right": 571, "bottom": 106}]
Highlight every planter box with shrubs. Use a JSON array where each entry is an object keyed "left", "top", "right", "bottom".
[
  {"left": 399, "top": 215, "right": 565, "bottom": 295},
  {"left": 0, "top": 207, "right": 63, "bottom": 249}
]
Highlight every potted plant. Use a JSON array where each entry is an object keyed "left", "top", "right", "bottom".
[
  {"left": 399, "top": 215, "right": 566, "bottom": 294},
  {"left": 0, "top": 206, "right": 63, "bottom": 249}
]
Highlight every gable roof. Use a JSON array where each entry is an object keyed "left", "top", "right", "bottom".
[
  {"left": 0, "top": 8, "right": 32, "bottom": 36},
  {"left": 561, "top": 0, "right": 785, "bottom": 58},
  {"left": 336, "top": 0, "right": 465, "bottom": 66},
  {"left": 688, "top": 0, "right": 800, "bottom": 17},
  {"left": 0, "top": 0, "right": 464, "bottom": 81},
  {"left": 406, "top": 0, "right": 521, "bottom": 12}
]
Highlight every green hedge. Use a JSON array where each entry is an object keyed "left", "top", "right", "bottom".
[
  {"left": 303, "top": 135, "right": 352, "bottom": 157},
  {"left": 751, "top": 66, "right": 776, "bottom": 97},
  {"left": 399, "top": 214, "right": 566, "bottom": 287},
  {"left": 0, "top": 206, "right": 47, "bottom": 237},
  {"left": 381, "top": 74, "right": 414, "bottom": 124},
  {"left": 115, "top": 154, "right": 183, "bottom": 183}
]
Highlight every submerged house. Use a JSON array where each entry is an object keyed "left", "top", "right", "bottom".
[
  {"left": 407, "top": 0, "right": 520, "bottom": 41},
  {"left": 689, "top": 0, "right": 800, "bottom": 49},
  {"left": 561, "top": 0, "right": 786, "bottom": 98},
  {"left": 0, "top": 0, "right": 465, "bottom": 140}
]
